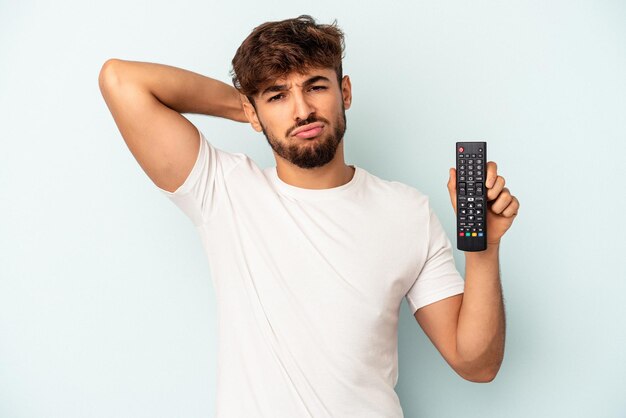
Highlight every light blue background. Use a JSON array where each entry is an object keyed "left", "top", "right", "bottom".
[{"left": 1, "top": 0, "right": 625, "bottom": 417}]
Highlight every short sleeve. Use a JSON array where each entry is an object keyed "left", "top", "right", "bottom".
[
  {"left": 156, "top": 129, "right": 244, "bottom": 227},
  {"left": 405, "top": 200, "right": 465, "bottom": 314}
]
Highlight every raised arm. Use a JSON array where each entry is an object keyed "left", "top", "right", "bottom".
[
  {"left": 98, "top": 59, "right": 248, "bottom": 192},
  {"left": 413, "top": 164, "right": 519, "bottom": 383}
]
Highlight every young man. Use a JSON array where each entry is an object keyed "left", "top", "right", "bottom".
[{"left": 98, "top": 14, "right": 519, "bottom": 418}]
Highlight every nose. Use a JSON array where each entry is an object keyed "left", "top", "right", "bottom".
[{"left": 293, "top": 90, "right": 315, "bottom": 123}]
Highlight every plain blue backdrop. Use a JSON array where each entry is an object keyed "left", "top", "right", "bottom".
[{"left": 1, "top": 0, "right": 625, "bottom": 417}]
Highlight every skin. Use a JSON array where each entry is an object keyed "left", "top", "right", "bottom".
[
  {"left": 240, "top": 66, "right": 520, "bottom": 383},
  {"left": 239, "top": 67, "right": 355, "bottom": 189}
]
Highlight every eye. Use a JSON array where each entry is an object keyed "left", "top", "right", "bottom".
[
  {"left": 310, "top": 85, "right": 327, "bottom": 91},
  {"left": 268, "top": 93, "right": 284, "bottom": 102}
]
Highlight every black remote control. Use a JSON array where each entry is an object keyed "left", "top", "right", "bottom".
[{"left": 456, "top": 142, "right": 487, "bottom": 251}]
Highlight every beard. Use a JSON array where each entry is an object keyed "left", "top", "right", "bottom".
[{"left": 259, "top": 103, "right": 347, "bottom": 169}]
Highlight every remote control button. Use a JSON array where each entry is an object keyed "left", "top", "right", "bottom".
[
  {"left": 467, "top": 197, "right": 475, "bottom": 201},
  {"left": 468, "top": 202, "right": 475, "bottom": 208},
  {"left": 471, "top": 154, "right": 476, "bottom": 158},
  {"left": 472, "top": 232, "right": 477, "bottom": 236},
  {"left": 460, "top": 176, "right": 466, "bottom": 181},
  {"left": 478, "top": 232, "right": 483, "bottom": 237}
]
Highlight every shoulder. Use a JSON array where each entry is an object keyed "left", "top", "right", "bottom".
[{"left": 360, "top": 167, "right": 430, "bottom": 209}]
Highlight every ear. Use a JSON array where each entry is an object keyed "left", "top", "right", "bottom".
[
  {"left": 240, "top": 94, "right": 263, "bottom": 132},
  {"left": 341, "top": 75, "right": 352, "bottom": 110}
]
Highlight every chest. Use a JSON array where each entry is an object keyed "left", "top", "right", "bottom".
[{"left": 210, "top": 188, "right": 428, "bottom": 314}]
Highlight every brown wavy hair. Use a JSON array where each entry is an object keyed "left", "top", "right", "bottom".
[{"left": 230, "top": 15, "right": 346, "bottom": 108}]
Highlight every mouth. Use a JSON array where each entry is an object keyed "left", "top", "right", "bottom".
[{"left": 292, "top": 123, "right": 324, "bottom": 139}]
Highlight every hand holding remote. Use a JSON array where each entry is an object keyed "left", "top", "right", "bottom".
[{"left": 448, "top": 144, "right": 520, "bottom": 250}]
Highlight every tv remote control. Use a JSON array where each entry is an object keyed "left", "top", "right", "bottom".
[{"left": 456, "top": 142, "right": 487, "bottom": 251}]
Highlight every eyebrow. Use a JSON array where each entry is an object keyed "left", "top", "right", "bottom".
[{"left": 260, "top": 75, "right": 331, "bottom": 98}]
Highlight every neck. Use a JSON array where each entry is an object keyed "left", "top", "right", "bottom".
[{"left": 275, "top": 144, "right": 355, "bottom": 190}]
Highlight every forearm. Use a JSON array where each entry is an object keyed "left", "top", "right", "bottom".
[
  {"left": 101, "top": 59, "right": 247, "bottom": 122},
  {"left": 456, "top": 243, "right": 505, "bottom": 380}
]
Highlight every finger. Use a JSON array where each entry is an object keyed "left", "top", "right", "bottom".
[
  {"left": 447, "top": 168, "right": 457, "bottom": 213},
  {"left": 490, "top": 188, "right": 513, "bottom": 214},
  {"left": 448, "top": 167, "right": 456, "bottom": 189},
  {"left": 501, "top": 196, "right": 520, "bottom": 217},
  {"left": 487, "top": 175, "right": 505, "bottom": 201},
  {"left": 485, "top": 161, "right": 498, "bottom": 188},
  {"left": 239, "top": 93, "right": 250, "bottom": 104}
]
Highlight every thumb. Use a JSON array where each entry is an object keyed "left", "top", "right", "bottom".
[
  {"left": 447, "top": 168, "right": 457, "bottom": 213},
  {"left": 448, "top": 167, "right": 456, "bottom": 190}
]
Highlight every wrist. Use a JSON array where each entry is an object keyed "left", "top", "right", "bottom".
[{"left": 465, "top": 241, "right": 499, "bottom": 260}]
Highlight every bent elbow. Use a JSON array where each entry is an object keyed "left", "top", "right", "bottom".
[
  {"left": 466, "top": 370, "right": 498, "bottom": 383},
  {"left": 457, "top": 362, "right": 502, "bottom": 383},
  {"left": 98, "top": 58, "right": 124, "bottom": 91}
]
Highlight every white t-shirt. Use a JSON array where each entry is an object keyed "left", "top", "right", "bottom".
[{"left": 157, "top": 129, "right": 465, "bottom": 417}]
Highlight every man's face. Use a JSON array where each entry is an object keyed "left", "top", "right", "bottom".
[{"left": 243, "top": 67, "right": 352, "bottom": 169}]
